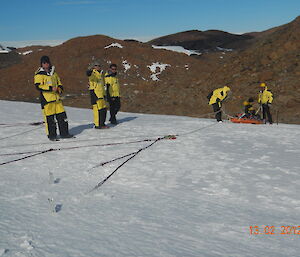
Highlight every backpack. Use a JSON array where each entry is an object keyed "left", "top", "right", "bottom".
[{"left": 207, "top": 91, "right": 213, "bottom": 100}]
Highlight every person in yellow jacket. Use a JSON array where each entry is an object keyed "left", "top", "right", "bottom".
[
  {"left": 258, "top": 82, "right": 273, "bottom": 124},
  {"left": 34, "top": 56, "right": 73, "bottom": 141},
  {"left": 86, "top": 61, "right": 109, "bottom": 129},
  {"left": 105, "top": 64, "right": 121, "bottom": 124},
  {"left": 243, "top": 97, "right": 255, "bottom": 117},
  {"left": 208, "top": 86, "right": 231, "bottom": 122}
]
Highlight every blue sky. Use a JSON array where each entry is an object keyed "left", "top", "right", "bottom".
[{"left": 0, "top": 0, "right": 299, "bottom": 44}]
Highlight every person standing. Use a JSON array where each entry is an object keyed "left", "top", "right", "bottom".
[
  {"left": 208, "top": 86, "right": 231, "bottom": 122},
  {"left": 105, "top": 64, "right": 121, "bottom": 124},
  {"left": 34, "top": 56, "right": 73, "bottom": 141},
  {"left": 86, "top": 61, "right": 109, "bottom": 129},
  {"left": 258, "top": 82, "right": 273, "bottom": 124}
]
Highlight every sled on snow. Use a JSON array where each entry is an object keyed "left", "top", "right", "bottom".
[{"left": 230, "top": 113, "right": 264, "bottom": 125}]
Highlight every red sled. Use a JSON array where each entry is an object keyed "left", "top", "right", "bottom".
[{"left": 230, "top": 114, "right": 264, "bottom": 125}]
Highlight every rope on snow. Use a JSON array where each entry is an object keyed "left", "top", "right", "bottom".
[{"left": 0, "top": 139, "right": 155, "bottom": 165}]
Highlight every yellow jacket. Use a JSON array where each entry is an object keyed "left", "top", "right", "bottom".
[
  {"left": 209, "top": 86, "right": 231, "bottom": 105},
  {"left": 243, "top": 101, "right": 255, "bottom": 113},
  {"left": 258, "top": 87, "right": 273, "bottom": 104},
  {"left": 105, "top": 72, "right": 120, "bottom": 97},
  {"left": 88, "top": 69, "right": 106, "bottom": 99},
  {"left": 34, "top": 66, "right": 63, "bottom": 106}
]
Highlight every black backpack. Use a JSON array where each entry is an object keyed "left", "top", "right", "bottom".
[{"left": 207, "top": 91, "right": 213, "bottom": 100}]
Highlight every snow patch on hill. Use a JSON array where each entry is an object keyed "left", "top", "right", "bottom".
[
  {"left": 147, "top": 62, "right": 171, "bottom": 81},
  {"left": 152, "top": 45, "right": 201, "bottom": 56},
  {"left": 122, "top": 60, "right": 131, "bottom": 72},
  {"left": 104, "top": 42, "right": 124, "bottom": 49},
  {"left": 0, "top": 44, "right": 12, "bottom": 54},
  {"left": 20, "top": 50, "right": 33, "bottom": 55},
  {"left": 216, "top": 46, "right": 233, "bottom": 52}
]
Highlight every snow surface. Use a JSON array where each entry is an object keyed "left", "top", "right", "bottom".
[
  {"left": 152, "top": 45, "right": 202, "bottom": 56},
  {"left": 104, "top": 43, "right": 124, "bottom": 49},
  {"left": 1, "top": 100, "right": 300, "bottom": 257}
]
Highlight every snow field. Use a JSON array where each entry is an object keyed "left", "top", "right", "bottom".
[{"left": 0, "top": 100, "right": 300, "bottom": 257}]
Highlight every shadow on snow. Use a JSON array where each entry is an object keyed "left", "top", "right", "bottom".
[{"left": 69, "top": 116, "right": 138, "bottom": 135}]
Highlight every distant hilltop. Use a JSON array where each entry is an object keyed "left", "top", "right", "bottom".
[{"left": 0, "top": 44, "right": 16, "bottom": 53}]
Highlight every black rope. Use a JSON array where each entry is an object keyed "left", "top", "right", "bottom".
[
  {"left": 0, "top": 149, "right": 54, "bottom": 166},
  {"left": 0, "top": 121, "right": 43, "bottom": 126},
  {"left": 0, "top": 149, "right": 47, "bottom": 156},
  {"left": 1, "top": 111, "right": 222, "bottom": 148},
  {"left": 88, "top": 135, "right": 177, "bottom": 172},
  {"left": 88, "top": 137, "right": 162, "bottom": 193},
  {"left": 87, "top": 122, "right": 220, "bottom": 192},
  {"left": 0, "top": 126, "right": 43, "bottom": 141},
  {"left": 3, "top": 134, "right": 160, "bottom": 149},
  {"left": 88, "top": 151, "right": 137, "bottom": 171},
  {"left": 177, "top": 122, "right": 219, "bottom": 136},
  {"left": 0, "top": 139, "right": 154, "bottom": 164},
  {"left": 0, "top": 116, "right": 220, "bottom": 193}
]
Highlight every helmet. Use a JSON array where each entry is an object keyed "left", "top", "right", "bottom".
[
  {"left": 223, "top": 86, "right": 231, "bottom": 91},
  {"left": 260, "top": 82, "right": 266, "bottom": 87}
]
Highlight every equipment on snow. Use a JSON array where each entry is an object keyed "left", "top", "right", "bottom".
[
  {"left": 163, "top": 135, "right": 177, "bottom": 140},
  {"left": 230, "top": 113, "right": 263, "bottom": 124}
]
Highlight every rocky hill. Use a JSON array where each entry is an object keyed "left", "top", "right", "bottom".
[
  {"left": 206, "top": 16, "right": 300, "bottom": 123},
  {"left": 0, "top": 51, "right": 21, "bottom": 69},
  {"left": 148, "top": 30, "right": 255, "bottom": 52},
  {"left": 0, "top": 16, "right": 299, "bottom": 124}
]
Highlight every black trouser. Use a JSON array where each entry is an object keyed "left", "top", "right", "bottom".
[
  {"left": 99, "top": 108, "right": 107, "bottom": 127},
  {"left": 212, "top": 103, "right": 222, "bottom": 121},
  {"left": 108, "top": 97, "right": 121, "bottom": 123},
  {"left": 262, "top": 104, "right": 273, "bottom": 124},
  {"left": 47, "top": 112, "right": 69, "bottom": 138}
]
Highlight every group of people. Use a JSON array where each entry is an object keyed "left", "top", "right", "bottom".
[
  {"left": 86, "top": 60, "right": 121, "bottom": 129},
  {"left": 208, "top": 83, "right": 273, "bottom": 124},
  {"left": 34, "top": 56, "right": 121, "bottom": 141},
  {"left": 34, "top": 55, "right": 274, "bottom": 141}
]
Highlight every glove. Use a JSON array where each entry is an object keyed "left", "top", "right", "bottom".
[{"left": 57, "top": 85, "right": 63, "bottom": 94}]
